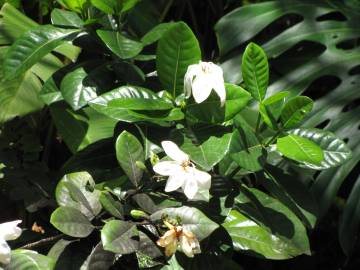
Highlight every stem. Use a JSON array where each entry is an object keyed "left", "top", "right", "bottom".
[
  {"left": 160, "top": 0, "right": 174, "bottom": 22},
  {"left": 255, "top": 113, "right": 261, "bottom": 134},
  {"left": 19, "top": 234, "right": 64, "bottom": 250},
  {"left": 264, "top": 129, "right": 283, "bottom": 147}
]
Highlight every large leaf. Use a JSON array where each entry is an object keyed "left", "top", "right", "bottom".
[
  {"left": 51, "top": 8, "right": 84, "bottom": 28},
  {"left": 50, "top": 206, "right": 94, "bottom": 237},
  {"left": 8, "top": 250, "right": 55, "bottom": 270},
  {"left": 0, "top": 47, "right": 43, "bottom": 124},
  {"left": 171, "top": 127, "right": 233, "bottom": 171},
  {"left": 80, "top": 242, "right": 115, "bottom": 270},
  {"left": 186, "top": 83, "right": 251, "bottom": 124},
  {"left": 277, "top": 134, "right": 324, "bottom": 165},
  {"left": 151, "top": 206, "right": 219, "bottom": 241},
  {"left": 55, "top": 171, "right": 102, "bottom": 219},
  {"left": 115, "top": 131, "right": 144, "bottom": 186},
  {"left": 231, "top": 145, "right": 265, "bottom": 172},
  {"left": 50, "top": 103, "right": 117, "bottom": 153},
  {"left": 97, "top": 30, "right": 143, "bottom": 59},
  {"left": 288, "top": 128, "right": 352, "bottom": 169},
  {"left": 101, "top": 220, "right": 139, "bottom": 254},
  {"left": 227, "top": 186, "right": 310, "bottom": 258},
  {"left": 141, "top": 23, "right": 174, "bottom": 46},
  {"left": 60, "top": 67, "right": 98, "bottom": 110},
  {"left": 156, "top": 22, "right": 201, "bottom": 97},
  {"left": 3, "top": 25, "right": 78, "bottom": 79},
  {"left": 242, "top": 42, "right": 268, "bottom": 101}
]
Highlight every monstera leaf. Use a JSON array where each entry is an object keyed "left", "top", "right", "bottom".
[{"left": 215, "top": 0, "right": 360, "bottom": 254}]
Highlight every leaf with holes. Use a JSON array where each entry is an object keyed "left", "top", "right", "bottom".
[
  {"left": 101, "top": 220, "right": 139, "bottom": 254},
  {"left": 50, "top": 206, "right": 94, "bottom": 237},
  {"left": 289, "top": 128, "right": 352, "bottom": 169},
  {"left": 242, "top": 42, "right": 269, "bottom": 101},
  {"left": 277, "top": 134, "right": 324, "bottom": 165},
  {"left": 156, "top": 22, "right": 201, "bottom": 97},
  {"left": 116, "top": 131, "right": 144, "bottom": 186},
  {"left": 151, "top": 206, "right": 218, "bottom": 240}
]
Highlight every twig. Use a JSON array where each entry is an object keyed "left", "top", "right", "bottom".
[{"left": 19, "top": 234, "right": 64, "bottom": 250}]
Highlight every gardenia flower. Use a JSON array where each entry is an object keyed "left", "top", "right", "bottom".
[
  {"left": 153, "top": 141, "right": 211, "bottom": 200},
  {"left": 0, "top": 220, "right": 22, "bottom": 265},
  {"left": 156, "top": 222, "right": 201, "bottom": 258},
  {"left": 184, "top": 61, "right": 226, "bottom": 106}
]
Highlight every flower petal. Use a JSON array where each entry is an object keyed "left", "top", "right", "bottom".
[
  {"left": 164, "top": 239, "right": 178, "bottom": 257},
  {"left": 0, "top": 220, "right": 22, "bottom": 241},
  {"left": 165, "top": 174, "right": 186, "bottom": 192},
  {"left": 183, "top": 174, "right": 199, "bottom": 199},
  {"left": 193, "top": 169, "right": 211, "bottom": 190},
  {"left": 161, "top": 141, "right": 189, "bottom": 162},
  {"left": 184, "top": 64, "right": 200, "bottom": 98},
  {"left": 153, "top": 161, "right": 182, "bottom": 176},
  {"left": 213, "top": 82, "right": 226, "bottom": 107},
  {"left": 191, "top": 76, "right": 213, "bottom": 104},
  {"left": 179, "top": 234, "right": 195, "bottom": 257},
  {"left": 0, "top": 238, "right": 11, "bottom": 265}
]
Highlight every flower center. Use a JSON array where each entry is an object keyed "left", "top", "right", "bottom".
[
  {"left": 200, "top": 62, "right": 211, "bottom": 74},
  {"left": 180, "top": 160, "right": 194, "bottom": 172}
]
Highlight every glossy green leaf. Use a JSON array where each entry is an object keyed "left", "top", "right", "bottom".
[
  {"left": 242, "top": 42, "right": 268, "bottom": 102},
  {"left": 231, "top": 145, "right": 265, "bottom": 172},
  {"left": 101, "top": 220, "right": 139, "bottom": 254},
  {"left": 151, "top": 206, "right": 218, "bottom": 240},
  {"left": 59, "top": 0, "right": 87, "bottom": 13},
  {"left": 260, "top": 165, "right": 318, "bottom": 228},
  {"left": 0, "top": 47, "right": 43, "bottom": 124},
  {"left": 277, "top": 134, "right": 324, "bottom": 165},
  {"left": 50, "top": 103, "right": 117, "bottom": 153},
  {"left": 80, "top": 242, "right": 115, "bottom": 270},
  {"left": 97, "top": 30, "right": 143, "bottom": 59},
  {"left": 60, "top": 67, "right": 98, "bottom": 110},
  {"left": 289, "top": 128, "right": 352, "bottom": 170},
  {"left": 186, "top": 83, "right": 251, "bottom": 123},
  {"left": 229, "top": 186, "right": 310, "bottom": 258},
  {"left": 259, "top": 91, "right": 289, "bottom": 130},
  {"left": 99, "top": 191, "right": 124, "bottom": 219},
  {"left": 39, "top": 75, "right": 63, "bottom": 105},
  {"left": 55, "top": 171, "right": 102, "bottom": 219},
  {"left": 141, "top": 22, "right": 174, "bottom": 46},
  {"left": 50, "top": 206, "right": 94, "bottom": 237},
  {"left": 172, "top": 127, "right": 232, "bottom": 171},
  {"left": 90, "top": 0, "right": 120, "bottom": 14},
  {"left": 51, "top": 8, "right": 84, "bottom": 28},
  {"left": 8, "top": 250, "right": 55, "bottom": 270},
  {"left": 156, "top": 22, "right": 201, "bottom": 97},
  {"left": 116, "top": 131, "right": 144, "bottom": 186},
  {"left": 3, "top": 25, "right": 78, "bottom": 79},
  {"left": 339, "top": 175, "right": 360, "bottom": 255},
  {"left": 280, "top": 96, "right": 313, "bottom": 129},
  {"left": 47, "top": 239, "right": 74, "bottom": 261}
]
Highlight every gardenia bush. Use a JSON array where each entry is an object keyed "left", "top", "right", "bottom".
[{"left": 0, "top": 0, "right": 353, "bottom": 269}]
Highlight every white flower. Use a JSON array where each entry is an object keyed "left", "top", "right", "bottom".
[
  {"left": 153, "top": 141, "right": 211, "bottom": 200},
  {"left": 0, "top": 220, "right": 22, "bottom": 265},
  {"left": 156, "top": 222, "right": 201, "bottom": 258},
  {"left": 184, "top": 61, "right": 226, "bottom": 106}
]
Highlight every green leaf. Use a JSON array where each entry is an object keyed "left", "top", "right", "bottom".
[
  {"left": 227, "top": 186, "right": 310, "bottom": 259},
  {"left": 172, "top": 127, "right": 232, "bottom": 171},
  {"left": 231, "top": 145, "right": 266, "bottom": 172},
  {"left": 99, "top": 191, "right": 124, "bottom": 219},
  {"left": 55, "top": 171, "right": 102, "bottom": 219},
  {"left": 60, "top": 67, "right": 98, "bottom": 110},
  {"left": 51, "top": 8, "right": 84, "bottom": 28},
  {"left": 50, "top": 206, "right": 94, "bottom": 237},
  {"left": 288, "top": 128, "right": 352, "bottom": 169},
  {"left": 39, "top": 75, "right": 63, "bottom": 105},
  {"left": 90, "top": 0, "right": 120, "bottom": 14},
  {"left": 3, "top": 25, "right": 79, "bottom": 79},
  {"left": 8, "top": 250, "right": 55, "bottom": 270},
  {"left": 156, "top": 22, "right": 201, "bottom": 97},
  {"left": 116, "top": 131, "right": 144, "bottom": 186},
  {"left": 339, "top": 175, "right": 360, "bottom": 255},
  {"left": 141, "top": 22, "right": 174, "bottom": 46},
  {"left": 80, "top": 242, "right": 115, "bottom": 270},
  {"left": 241, "top": 42, "right": 268, "bottom": 102},
  {"left": 260, "top": 165, "right": 318, "bottom": 228},
  {"left": 101, "top": 220, "right": 139, "bottom": 254},
  {"left": 259, "top": 91, "right": 289, "bottom": 130},
  {"left": 50, "top": 103, "right": 117, "bottom": 153},
  {"left": 277, "top": 134, "right": 324, "bottom": 165},
  {"left": 97, "top": 30, "right": 143, "bottom": 59},
  {"left": 151, "top": 206, "right": 219, "bottom": 241},
  {"left": 59, "top": 0, "right": 87, "bottom": 13},
  {"left": 280, "top": 96, "right": 313, "bottom": 129},
  {"left": 0, "top": 47, "right": 43, "bottom": 124},
  {"left": 186, "top": 83, "right": 251, "bottom": 124}
]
